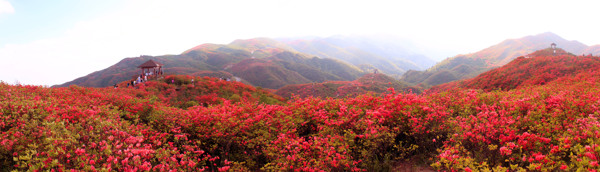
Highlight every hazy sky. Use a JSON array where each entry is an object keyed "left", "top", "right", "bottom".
[{"left": 1, "top": 0, "right": 599, "bottom": 86}]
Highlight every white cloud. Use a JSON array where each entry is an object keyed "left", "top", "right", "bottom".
[{"left": 0, "top": 0, "right": 14, "bottom": 15}]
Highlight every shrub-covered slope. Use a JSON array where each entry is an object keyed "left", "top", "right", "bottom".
[
  {"left": 275, "top": 73, "right": 419, "bottom": 98},
  {"left": 432, "top": 48, "right": 599, "bottom": 92},
  {"left": 118, "top": 75, "right": 284, "bottom": 108}
]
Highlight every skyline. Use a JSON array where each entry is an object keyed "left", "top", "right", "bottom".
[{"left": 1, "top": 0, "right": 600, "bottom": 86}]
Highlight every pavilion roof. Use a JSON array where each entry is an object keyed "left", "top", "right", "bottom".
[{"left": 138, "top": 60, "right": 163, "bottom": 68}]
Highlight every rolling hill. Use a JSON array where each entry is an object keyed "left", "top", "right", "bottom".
[
  {"left": 581, "top": 44, "right": 600, "bottom": 56},
  {"left": 56, "top": 38, "right": 364, "bottom": 89},
  {"left": 402, "top": 32, "right": 590, "bottom": 87}
]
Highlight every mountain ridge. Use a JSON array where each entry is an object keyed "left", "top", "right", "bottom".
[{"left": 55, "top": 38, "right": 365, "bottom": 89}]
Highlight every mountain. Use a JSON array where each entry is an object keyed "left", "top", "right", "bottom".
[
  {"left": 402, "top": 32, "right": 589, "bottom": 87},
  {"left": 56, "top": 38, "right": 364, "bottom": 89},
  {"left": 281, "top": 35, "right": 437, "bottom": 76},
  {"left": 275, "top": 73, "right": 419, "bottom": 98},
  {"left": 431, "top": 48, "right": 600, "bottom": 92},
  {"left": 227, "top": 51, "right": 363, "bottom": 89}
]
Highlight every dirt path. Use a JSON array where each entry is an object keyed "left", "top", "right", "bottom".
[{"left": 392, "top": 161, "right": 436, "bottom": 172}]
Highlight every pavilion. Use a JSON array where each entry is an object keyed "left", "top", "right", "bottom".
[{"left": 138, "top": 60, "right": 164, "bottom": 78}]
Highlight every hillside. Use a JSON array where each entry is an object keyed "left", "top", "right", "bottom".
[
  {"left": 117, "top": 75, "right": 284, "bottom": 108},
  {"left": 275, "top": 73, "right": 419, "bottom": 98},
  {"left": 56, "top": 38, "right": 364, "bottom": 89},
  {"left": 432, "top": 48, "right": 599, "bottom": 92},
  {"left": 282, "top": 35, "right": 436, "bottom": 76},
  {"left": 402, "top": 32, "right": 589, "bottom": 87}
]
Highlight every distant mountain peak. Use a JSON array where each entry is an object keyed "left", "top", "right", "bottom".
[{"left": 535, "top": 32, "right": 561, "bottom": 38}]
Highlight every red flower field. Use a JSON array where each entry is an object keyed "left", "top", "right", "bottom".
[{"left": 3, "top": 50, "right": 600, "bottom": 171}]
